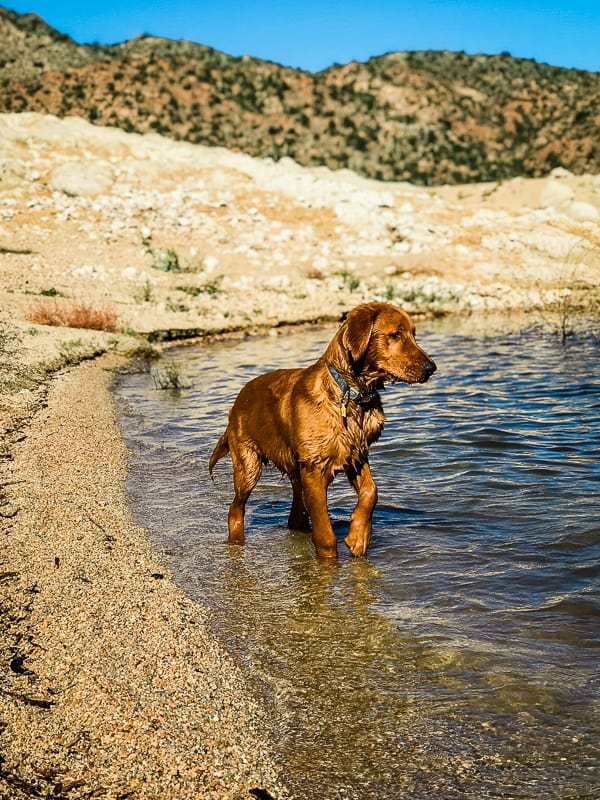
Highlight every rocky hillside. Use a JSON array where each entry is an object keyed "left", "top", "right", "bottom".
[{"left": 1, "top": 6, "right": 599, "bottom": 185}]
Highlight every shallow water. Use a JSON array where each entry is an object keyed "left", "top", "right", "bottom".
[{"left": 115, "top": 320, "right": 600, "bottom": 799}]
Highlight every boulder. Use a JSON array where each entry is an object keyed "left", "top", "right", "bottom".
[
  {"left": 549, "top": 167, "right": 573, "bottom": 178},
  {"left": 567, "top": 201, "right": 599, "bottom": 221},
  {"left": 539, "top": 179, "right": 574, "bottom": 209},
  {"left": 47, "top": 162, "right": 114, "bottom": 196}
]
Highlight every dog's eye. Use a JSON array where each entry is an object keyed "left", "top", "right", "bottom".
[{"left": 389, "top": 330, "right": 404, "bottom": 340}]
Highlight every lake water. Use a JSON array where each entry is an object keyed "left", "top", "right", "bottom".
[{"left": 114, "top": 318, "right": 599, "bottom": 799}]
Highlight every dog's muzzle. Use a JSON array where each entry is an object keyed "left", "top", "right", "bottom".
[{"left": 420, "top": 359, "right": 437, "bottom": 382}]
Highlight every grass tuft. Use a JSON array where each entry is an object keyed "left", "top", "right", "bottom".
[
  {"left": 339, "top": 268, "right": 360, "bottom": 292},
  {"left": 530, "top": 241, "right": 600, "bottom": 342},
  {"left": 176, "top": 279, "right": 222, "bottom": 297},
  {"left": 152, "top": 360, "right": 188, "bottom": 391}
]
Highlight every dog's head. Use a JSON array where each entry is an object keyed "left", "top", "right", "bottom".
[{"left": 337, "top": 302, "right": 436, "bottom": 386}]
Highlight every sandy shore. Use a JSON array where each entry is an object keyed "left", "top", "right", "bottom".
[
  {"left": 0, "top": 112, "right": 599, "bottom": 799},
  {"left": 0, "top": 354, "right": 287, "bottom": 799}
]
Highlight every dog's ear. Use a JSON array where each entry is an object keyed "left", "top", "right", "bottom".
[{"left": 341, "top": 304, "right": 377, "bottom": 363}]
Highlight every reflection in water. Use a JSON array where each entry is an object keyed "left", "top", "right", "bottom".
[{"left": 115, "top": 321, "right": 600, "bottom": 799}]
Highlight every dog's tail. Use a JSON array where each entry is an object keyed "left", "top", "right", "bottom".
[{"left": 208, "top": 429, "right": 230, "bottom": 478}]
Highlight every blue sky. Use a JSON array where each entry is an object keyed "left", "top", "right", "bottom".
[{"left": 6, "top": 0, "right": 600, "bottom": 73}]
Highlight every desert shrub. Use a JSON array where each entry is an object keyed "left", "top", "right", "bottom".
[
  {"left": 339, "top": 268, "right": 360, "bottom": 292},
  {"left": 132, "top": 277, "right": 155, "bottom": 303},
  {"left": 28, "top": 299, "right": 118, "bottom": 332},
  {"left": 141, "top": 232, "right": 188, "bottom": 273},
  {"left": 166, "top": 298, "right": 189, "bottom": 313},
  {"left": 531, "top": 242, "right": 600, "bottom": 342}
]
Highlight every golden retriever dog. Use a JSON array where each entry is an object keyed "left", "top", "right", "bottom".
[{"left": 209, "top": 302, "right": 436, "bottom": 560}]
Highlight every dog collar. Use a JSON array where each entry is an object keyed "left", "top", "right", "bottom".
[{"left": 327, "top": 363, "right": 378, "bottom": 406}]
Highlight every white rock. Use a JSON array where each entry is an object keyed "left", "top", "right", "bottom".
[
  {"left": 267, "top": 275, "right": 291, "bottom": 290},
  {"left": 567, "top": 201, "right": 599, "bottom": 221},
  {"left": 72, "top": 264, "right": 107, "bottom": 279},
  {"left": 313, "top": 256, "right": 329, "bottom": 271},
  {"left": 48, "top": 162, "right": 115, "bottom": 196},
  {"left": 539, "top": 180, "right": 574, "bottom": 209},
  {"left": 549, "top": 167, "right": 573, "bottom": 178}
]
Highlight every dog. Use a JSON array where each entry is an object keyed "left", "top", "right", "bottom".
[{"left": 209, "top": 302, "right": 436, "bottom": 560}]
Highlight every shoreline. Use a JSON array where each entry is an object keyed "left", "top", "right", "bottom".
[{"left": 0, "top": 353, "right": 287, "bottom": 800}]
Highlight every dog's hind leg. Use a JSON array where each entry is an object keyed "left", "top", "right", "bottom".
[
  {"left": 227, "top": 445, "right": 261, "bottom": 545},
  {"left": 288, "top": 471, "right": 310, "bottom": 531}
]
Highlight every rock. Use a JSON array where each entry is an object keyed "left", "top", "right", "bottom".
[
  {"left": 202, "top": 256, "right": 219, "bottom": 273},
  {"left": 549, "top": 167, "right": 573, "bottom": 178},
  {"left": 567, "top": 201, "right": 599, "bottom": 221},
  {"left": 0, "top": 157, "right": 27, "bottom": 189},
  {"left": 47, "top": 162, "right": 115, "bottom": 196},
  {"left": 539, "top": 179, "right": 574, "bottom": 209}
]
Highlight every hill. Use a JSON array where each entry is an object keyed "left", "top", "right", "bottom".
[{"left": 1, "top": 6, "right": 599, "bottom": 184}]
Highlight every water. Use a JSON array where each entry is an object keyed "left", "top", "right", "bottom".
[{"left": 114, "top": 320, "right": 600, "bottom": 799}]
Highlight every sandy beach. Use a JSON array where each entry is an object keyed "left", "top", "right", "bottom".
[{"left": 1, "top": 112, "right": 599, "bottom": 799}]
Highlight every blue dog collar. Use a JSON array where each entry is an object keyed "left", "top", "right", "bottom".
[{"left": 327, "top": 363, "right": 378, "bottom": 405}]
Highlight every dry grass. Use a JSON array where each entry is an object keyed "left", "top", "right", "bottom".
[
  {"left": 530, "top": 240, "right": 600, "bottom": 341},
  {"left": 28, "top": 298, "right": 118, "bottom": 332}
]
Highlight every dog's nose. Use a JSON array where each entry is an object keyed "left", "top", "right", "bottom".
[{"left": 423, "top": 359, "right": 437, "bottom": 378}]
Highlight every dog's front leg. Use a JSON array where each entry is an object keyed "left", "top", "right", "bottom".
[
  {"left": 345, "top": 461, "right": 378, "bottom": 556},
  {"left": 300, "top": 467, "right": 338, "bottom": 560}
]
